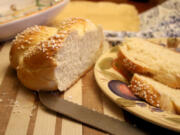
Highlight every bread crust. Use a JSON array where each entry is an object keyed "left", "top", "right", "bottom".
[
  {"left": 112, "top": 58, "right": 132, "bottom": 81},
  {"left": 10, "top": 26, "right": 58, "bottom": 69},
  {"left": 17, "top": 66, "right": 57, "bottom": 91},
  {"left": 129, "top": 75, "right": 161, "bottom": 108},
  {"left": 129, "top": 74, "right": 179, "bottom": 114},
  {"left": 118, "top": 50, "right": 150, "bottom": 75},
  {"left": 119, "top": 38, "right": 180, "bottom": 88},
  {"left": 10, "top": 17, "right": 104, "bottom": 91}
]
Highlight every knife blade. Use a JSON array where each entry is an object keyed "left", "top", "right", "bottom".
[{"left": 39, "top": 91, "right": 146, "bottom": 135}]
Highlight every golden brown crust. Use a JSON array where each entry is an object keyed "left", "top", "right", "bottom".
[
  {"left": 129, "top": 74, "right": 178, "bottom": 114},
  {"left": 118, "top": 38, "right": 180, "bottom": 89},
  {"left": 17, "top": 66, "right": 57, "bottom": 91},
  {"left": 10, "top": 17, "right": 88, "bottom": 70},
  {"left": 10, "top": 17, "right": 103, "bottom": 91},
  {"left": 119, "top": 47, "right": 180, "bottom": 88},
  {"left": 17, "top": 17, "right": 92, "bottom": 71},
  {"left": 129, "top": 75, "right": 161, "bottom": 108},
  {"left": 118, "top": 50, "right": 151, "bottom": 75},
  {"left": 22, "top": 32, "right": 68, "bottom": 70},
  {"left": 112, "top": 58, "right": 132, "bottom": 81},
  {"left": 55, "top": 17, "right": 88, "bottom": 32},
  {"left": 10, "top": 26, "right": 58, "bottom": 69}
]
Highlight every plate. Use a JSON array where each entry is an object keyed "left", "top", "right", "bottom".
[
  {"left": 0, "top": 0, "right": 69, "bottom": 41},
  {"left": 94, "top": 46, "right": 180, "bottom": 133}
]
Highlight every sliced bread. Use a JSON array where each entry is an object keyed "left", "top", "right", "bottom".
[
  {"left": 119, "top": 38, "right": 180, "bottom": 88},
  {"left": 129, "top": 73, "right": 180, "bottom": 114},
  {"left": 10, "top": 17, "right": 104, "bottom": 91}
]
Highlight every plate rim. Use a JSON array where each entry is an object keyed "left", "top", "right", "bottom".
[{"left": 0, "top": 0, "right": 69, "bottom": 26}]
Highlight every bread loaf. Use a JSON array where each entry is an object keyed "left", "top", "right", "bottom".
[
  {"left": 10, "top": 17, "right": 104, "bottom": 91},
  {"left": 129, "top": 74, "right": 180, "bottom": 114},
  {"left": 119, "top": 38, "right": 180, "bottom": 88}
]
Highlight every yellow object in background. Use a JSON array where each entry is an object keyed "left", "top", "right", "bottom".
[{"left": 51, "top": 1, "right": 140, "bottom": 32}]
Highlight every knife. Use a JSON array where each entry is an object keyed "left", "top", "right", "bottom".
[{"left": 39, "top": 91, "right": 146, "bottom": 135}]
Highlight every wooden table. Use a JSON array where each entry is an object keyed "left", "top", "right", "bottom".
[{"left": 0, "top": 1, "right": 179, "bottom": 135}]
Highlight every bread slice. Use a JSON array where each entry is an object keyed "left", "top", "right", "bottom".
[
  {"left": 129, "top": 74, "right": 180, "bottom": 114},
  {"left": 112, "top": 58, "right": 132, "bottom": 81},
  {"left": 119, "top": 38, "right": 180, "bottom": 88},
  {"left": 10, "top": 17, "right": 104, "bottom": 91}
]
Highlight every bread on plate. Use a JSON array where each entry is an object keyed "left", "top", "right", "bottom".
[
  {"left": 129, "top": 74, "right": 180, "bottom": 114},
  {"left": 118, "top": 38, "right": 180, "bottom": 88}
]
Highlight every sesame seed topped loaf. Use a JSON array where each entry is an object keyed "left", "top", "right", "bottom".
[
  {"left": 10, "top": 26, "right": 58, "bottom": 69},
  {"left": 119, "top": 38, "right": 180, "bottom": 88},
  {"left": 129, "top": 74, "right": 180, "bottom": 114},
  {"left": 10, "top": 17, "right": 104, "bottom": 91}
]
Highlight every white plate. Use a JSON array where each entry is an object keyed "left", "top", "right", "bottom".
[{"left": 0, "top": 0, "right": 69, "bottom": 41}]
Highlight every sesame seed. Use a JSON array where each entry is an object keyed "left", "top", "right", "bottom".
[
  {"left": 136, "top": 87, "right": 141, "bottom": 91},
  {"left": 54, "top": 34, "right": 60, "bottom": 38},
  {"left": 151, "top": 100, "right": 154, "bottom": 104},
  {"left": 21, "top": 45, "right": 24, "bottom": 49},
  {"left": 154, "top": 94, "right": 157, "bottom": 98}
]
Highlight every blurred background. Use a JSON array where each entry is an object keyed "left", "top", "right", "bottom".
[
  {"left": 52, "top": 0, "right": 167, "bottom": 32},
  {"left": 71, "top": 0, "right": 166, "bottom": 13}
]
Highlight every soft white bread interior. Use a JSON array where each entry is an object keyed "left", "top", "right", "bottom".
[
  {"left": 10, "top": 17, "right": 104, "bottom": 91},
  {"left": 119, "top": 38, "right": 180, "bottom": 88},
  {"left": 129, "top": 74, "right": 180, "bottom": 114}
]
